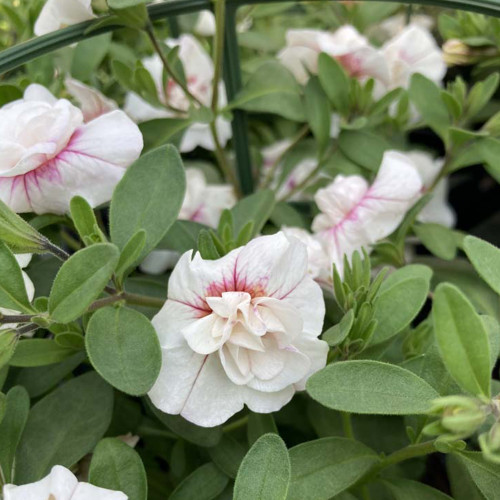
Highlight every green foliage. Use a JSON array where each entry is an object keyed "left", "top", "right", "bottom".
[
  {"left": 433, "top": 283, "right": 491, "bottom": 397},
  {"left": 169, "top": 463, "right": 229, "bottom": 500},
  {"left": 86, "top": 306, "right": 161, "bottom": 395},
  {"left": 48, "top": 243, "right": 120, "bottom": 323},
  {"left": 110, "top": 145, "right": 186, "bottom": 260},
  {"left": 89, "top": 438, "right": 148, "bottom": 500},
  {"left": 307, "top": 361, "right": 439, "bottom": 415},
  {"left": 234, "top": 434, "right": 290, "bottom": 500}
]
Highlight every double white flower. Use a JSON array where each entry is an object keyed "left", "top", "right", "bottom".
[
  {"left": 0, "top": 84, "right": 142, "bottom": 215},
  {"left": 148, "top": 232, "right": 328, "bottom": 427},
  {"left": 3, "top": 465, "right": 126, "bottom": 500}
]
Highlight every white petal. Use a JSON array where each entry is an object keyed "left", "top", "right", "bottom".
[
  {"left": 292, "top": 335, "right": 329, "bottom": 390},
  {"left": 179, "top": 118, "right": 231, "bottom": 153},
  {"left": 194, "top": 11, "right": 216, "bottom": 37},
  {"left": 24, "top": 84, "right": 58, "bottom": 105},
  {"left": 3, "top": 465, "right": 77, "bottom": 500},
  {"left": 140, "top": 249, "right": 180, "bottom": 275},
  {"left": 182, "top": 314, "right": 225, "bottom": 354},
  {"left": 243, "top": 384, "right": 295, "bottom": 414},
  {"left": 71, "top": 483, "right": 127, "bottom": 500},
  {"left": 417, "top": 179, "right": 456, "bottom": 228},
  {"left": 277, "top": 46, "right": 319, "bottom": 84},
  {"left": 34, "top": 0, "right": 95, "bottom": 36},
  {"left": 124, "top": 92, "right": 170, "bottom": 123}
]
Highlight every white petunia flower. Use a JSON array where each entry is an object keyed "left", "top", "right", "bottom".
[
  {"left": 124, "top": 34, "right": 231, "bottom": 153},
  {"left": 312, "top": 151, "right": 423, "bottom": 276},
  {"left": 0, "top": 84, "right": 143, "bottom": 215},
  {"left": 34, "top": 0, "right": 95, "bottom": 36},
  {"left": 405, "top": 150, "right": 456, "bottom": 228},
  {"left": 2, "top": 465, "right": 127, "bottom": 500},
  {"left": 148, "top": 232, "right": 328, "bottom": 427},
  {"left": 373, "top": 13, "right": 434, "bottom": 40},
  {"left": 382, "top": 24, "right": 446, "bottom": 90},
  {"left": 278, "top": 26, "right": 389, "bottom": 87}
]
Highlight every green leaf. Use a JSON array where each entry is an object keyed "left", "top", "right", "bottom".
[
  {"left": 231, "top": 190, "right": 275, "bottom": 238},
  {"left": 169, "top": 462, "right": 229, "bottom": 500},
  {"left": 415, "top": 223, "right": 459, "bottom": 261},
  {"left": 288, "top": 437, "right": 379, "bottom": 500},
  {"left": 304, "top": 77, "right": 331, "bottom": 157},
  {"left": 463, "top": 235, "right": 500, "bottom": 295},
  {"left": 447, "top": 453, "right": 484, "bottom": 500},
  {"left": 269, "top": 202, "right": 307, "bottom": 229},
  {"left": 409, "top": 74, "right": 450, "bottom": 142},
  {"left": 338, "top": 130, "right": 390, "bottom": 171},
  {"left": 9, "top": 339, "right": 78, "bottom": 367},
  {"left": 466, "top": 73, "right": 500, "bottom": 120},
  {"left": 433, "top": 283, "right": 491, "bottom": 397},
  {"left": 89, "top": 438, "right": 147, "bottom": 500},
  {"left": 0, "top": 386, "right": 30, "bottom": 484},
  {"left": 455, "top": 452, "right": 500, "bottom": 500},
  {"left": 323, "top": 309, "right": 354, "bottom": 347},
  {"left": 318, "top": 53, "right": 349, "bottom": 114},
  {"left": 48, "top": 243, "right": 119, "bottom": 323},
  {"left": 383, "top": 478, "right": 453, "bottom": 499},
  {"left": 307, "top": 360, "right": 439, "bottom": 415},
  {"left": 197, "top": 230, "right": 221, "bottom": 260},
  {"left": 234, "top": 434, "right": 290, "bottom": 500},
  {"left": 208, "top": 435, "right": 247, "bottom": 479},
  {"left": 247, "top": 413, "right": 278, "bottom": 446},
  {"left": 139, "top": 118, "right": 192, "bottom": 151},
  {"left": 14, "top": 352, "right": 86, "bottom": 398},
  {"left": 115, "top": 230, "right": 147, "bottom": 282},
  {"left": 230, "top": 62, "right": 305, "bottom": 121},
  {"left": 0, "top": 84, "right": 22, "bottom": 107},
  {"left": 483, "top": 315, "right": 500, "bottom": 370},
  {"left": 86, "top": 306, "right": 161, "bottom": 395},
  {"left": 108, "top": 0, "right": 147, "bottom": 8},
  {"left": 0, "top": 330, "right": 17, "bottom": 370},
  {"left": 158, "top": 220, "right": 206, "bottom": 253},
  {"left": 110, "top": 145, "right": 186, "bottom": 260},
  {"left": 0, "top": 392, "right": 5, "bottom": 425},
  {"left": 371, "top": 265, "right": 431, "bottom": 345},
  {"left": 15, "top": 372, "right": 113, "bottom": 483},
  {"left": 147, "top": 399, "right": 222, "bottom": 447},
  {"left": 71, "top": 33, "right": 112, "bottom": 81},
  {"left": 69, "top": 195, "right": 104, "bottom": 246},
  {"left": 0, "top": 242, "right": 34, "bottom": 313}
]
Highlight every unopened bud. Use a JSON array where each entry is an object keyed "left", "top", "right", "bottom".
[{"left": 443, "top": 39, "right": 498, "bottom": 66}]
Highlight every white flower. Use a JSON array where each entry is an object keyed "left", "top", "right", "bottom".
[
  {"left": 140, "top": 167, "right": 236, "bottom": 275},
  {"left": 34, "top": 0, "right": 95, "bottom": 36},
  {"left": 382, "top": 24, "right": 446, "bottom": 90},
  {"left": 312, "top": 151, "right": 423, "bottom": 275},
  {"left": 278, "top": 26, "right": 389, "bottom": 87},
  {"left": 194, "top": 11, "right": 216, "bottom": 36},
  {"left": 2, "top": 465, "right": 127, "bottom": 500},
  {"left": 148, "top": 232, "right": 328, "bottom": 427},
  {"left": 0, "top": 84, "right": 143, "bottom": 215},
  {"left": 405, "top": 150, "right": 456, "bottom": 227},
  {"left": 65, "top": 77, "right": 118, "bottom": 123},
  {"left": 281, "top": 227, "right": 331, "bottom": 286},
  {"left": 124, "top": 34, "right": 231, "bottom": 153},
  {"left": 373, "top": 13, "right": 434, "bottom": 40}
]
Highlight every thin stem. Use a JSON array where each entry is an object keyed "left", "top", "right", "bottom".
[
  {"left": 0, "top": 314, "right": 36, "bottom": 324},
  {"left": 211, "top": 0, "right": 226, "bottom": 113},
  {"left": 87, "top": 294, "right": 125, "bottom": 312},
  {"left": 145, "top": 23, "right": 204, "bottom": 108},
  {"left": 261, "top": 124, "right": 310, "bottom": 189},
  {"left": 122, "top": 291, "right": 165, "bottom": 309},
  {"left": 341, "top": 412, "right": 355, "bottom": 439},
  {"left": 209, "top": 121, "right": 241, "bottom": 197},
  {"left": 16, "top": 323, "right": 39, "bottom": 336},
  {"left": 44, "top": 240, "right": 70, "bottom": 261}
]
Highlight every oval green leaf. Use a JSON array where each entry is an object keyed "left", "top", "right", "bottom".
[
  {"left": 464, "top": 235, "right": 500, "bottom": 295},
  {"left": 86, "top": 306, "right": 161, "bottom": 395},
  {"left": 307, "top": 360, "right": 439, "bottom": 415},
  {"left": 169, "top": 462, "right": 228, "bottom": 500}
]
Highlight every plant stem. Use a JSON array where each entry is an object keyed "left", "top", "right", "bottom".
[
  {"left": 87, "top": 294, "right": 125, "bottom": 312},
  {"left": 0, "top": 314, "right": 35, "bottom": 324},
  {"left": 341, "top": 412, "right": 355, "bottom": 439},
  {"left": 261, "top": 124, "right": 310, "bottom": 189},
  {"left": 122, "top": 291, "right": 165, "bottom": 309},
  {"left": 145, "top": 23, "right": 204, "bottom": 108},
  {"left": 211, "top": 0, "right": 226, "bottom": 114},
  {"left": 44, "top": 240, "right": 70, "bottom": 261}
]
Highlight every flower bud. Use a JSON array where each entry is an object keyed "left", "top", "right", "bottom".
[
  {"left": 479, "top": 422, "right": 500, "bottom": 464},
  {"left": 443, "top": 39, "right": 498, "bottom": 66}
]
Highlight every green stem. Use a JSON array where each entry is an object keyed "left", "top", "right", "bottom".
[
  {"left": 44, "top": 240, "right": 70, "bottom": 261},
  {"left": 211, "top": 0, "right": 226, "bottom": 114},
  {"left": 341, "top": 412, "right": 355, "bottom": 439},
  {"left": 261, "top": 124, "right": 310, "bottom": 189},
  {"left": 122, "top": 291, "right": 165, "bottom": 309}
]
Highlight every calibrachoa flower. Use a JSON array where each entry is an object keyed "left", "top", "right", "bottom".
[
  {"left": 148, "top": 232, "right": 328, "bottom": 427},
  {"left": 406, "top": 150, "right": 456, "bottom": 227},
  {"left": 0, "top": 84, "right": 143, "bottom": 214},
  {"left": 34, "top": 0, "right": 95, "bottom": 36},
  {"left": 382, "top": 25, "right": 446, "bottom": 90},
  {"left": 312, "top": 151, "right": 423, "bottom": 275},
  {"left": 65, "top": 77, "right": 118, "bottom": 123},
  {"left": 124, "top": 34, "right": 231, "bottom": 153},
  {"left": 278, "top": 26, "right": 389, "bottom": 87},
  {"left": 140, "top": 167, "right": 236, "bottom": 275},
  {"left": 2, "top": 465, "right": 127, "bottom": 499}
]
